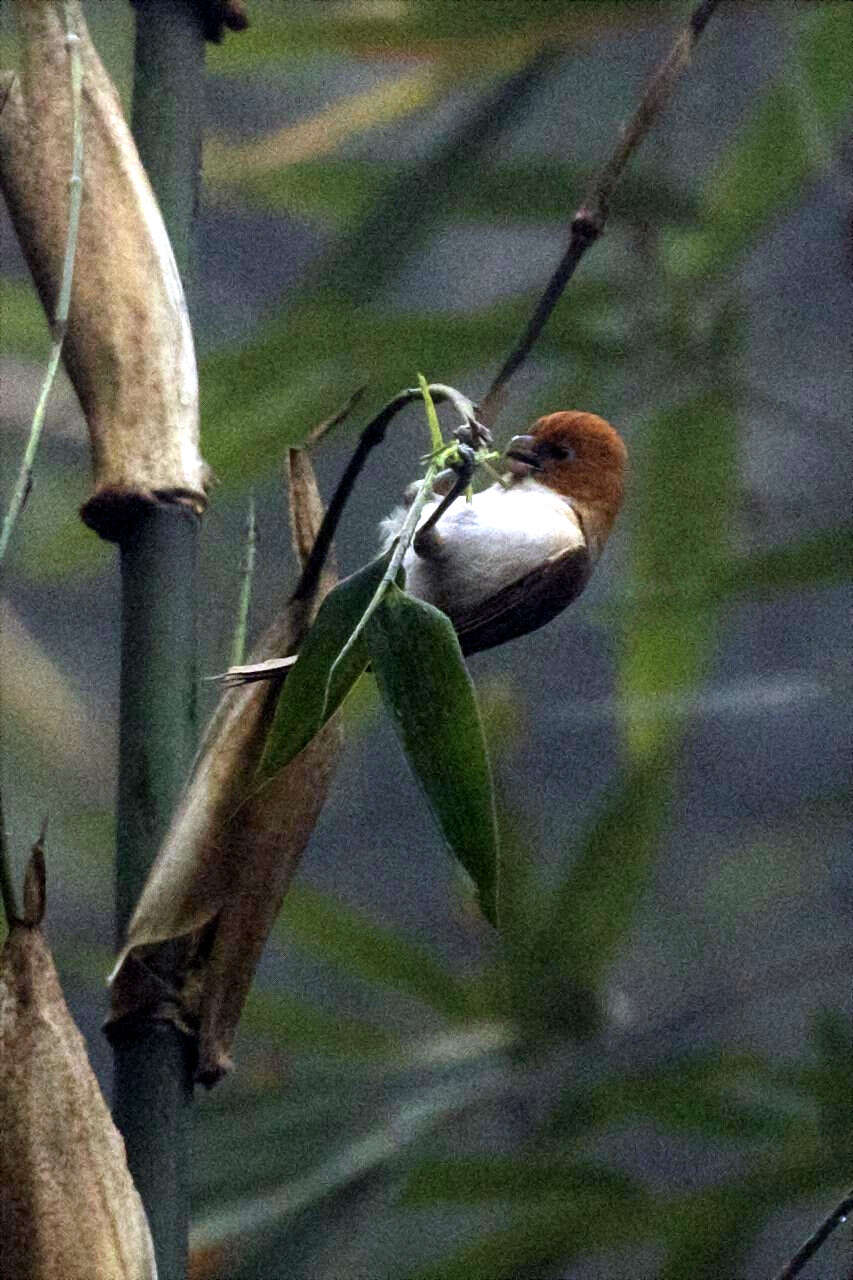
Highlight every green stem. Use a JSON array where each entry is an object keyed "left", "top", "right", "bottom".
[
  {"left": 323, "top": 455, "right": 442, "bottom": 715},
  {"left": 230, "top": 497, "right": 257, "bottom": 668},
  {"left": 130, "top": 0, "right": 206, "bottom": 285},
  {"left": 112, "top": 6, "right": 207, "bottom": 1279},
  {"left": 0, "top": 3, "right": 83, "bottom": 566},
  {"left": 0, "top": 790, "right": 17, "bottom": 929},
  {"left": 322, "top": 381, "right": 464, "bottom": 710}
]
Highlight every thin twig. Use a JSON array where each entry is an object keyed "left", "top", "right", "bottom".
[
  {"left": 481, "top": 0, "right": 725, "bottom": 422},
  {"left": 289, "top": 384, "right": 480, "bottom": 605},
  {"left": 0, "top": 5, "right": 84, "bottom": 564},
  {"left": 229, "top": 496, "right": 257, "bottom": 668},
  {"left": 413, "top": 454, "right": 474, "bottom": 552},
  {"left": 0, "top": 788, "right": 18, "bottom": 928},
  {"left": 303, "top": 384, "right": 366, "bottom": 450},
  {"left": 772, "top": 1190, "right": 853, "bottom": 1280},
  {"left": 321, "top": 381, "right": 453, "bottom": 711}
]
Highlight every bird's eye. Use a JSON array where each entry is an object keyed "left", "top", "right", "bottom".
[{"left": 543, "top": 442, "right": 575, "bottom": 462}]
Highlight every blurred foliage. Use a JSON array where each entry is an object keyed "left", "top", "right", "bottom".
[{"left": 2, "top": 1, "right": 852, "bottom": 1278}]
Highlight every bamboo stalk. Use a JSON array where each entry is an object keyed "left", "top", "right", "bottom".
[{"left": 111, "top": 4, "right": 207, "bottom": 1277}]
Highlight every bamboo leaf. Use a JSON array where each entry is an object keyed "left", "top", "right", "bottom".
[
  {"left": 276, "top": 883, "right": 477, "bottom": 1021},
  {"left": 365, "top": 585, "right": 499, "bottom": 925},
  {"left": 551, "top": 1052, "right": 795, "bottom": 1143},
  {"left": 620, "top": 393, "right": 737, "bottom": 760},
  {"left": 256, "top": 551, "right": 392, "bottom": 781},
  {"left": 206, "top": 0, "right": 614, "bottom": 67},
  {"left": 0, "top": 278, "right": 51, "bottom": 359},
  {"left": 405, "top": 1185, "right": 652, "bottom": 1280},
  {"left": 666, "top": 8, "right": 853, "bottom": 279},
  {"left": 523, "top": 752, "right": 675, "bottom": 1037},
  {"left": 209, "top": 156, "right": 698, "bottom": 230},
  {"left": 798, "top": 2, "right": 853, "bottom": 129},
  {"left": 239, "top": 987, "right": 395, "bottom": 1061},
  {"left": 658, "top": 1185, "right": 767, "bottom": 1280},
  {"left": 728, "top": 526, "right": 853, "bottom": 597}
]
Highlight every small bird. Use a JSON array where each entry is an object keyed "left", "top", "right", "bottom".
[{"left": 380, "top": 411, "right": 627, "bottom": 655}]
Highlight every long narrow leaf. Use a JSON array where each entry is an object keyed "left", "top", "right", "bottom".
[
  {"left": 257, "top": 551, "right": 392, "bottom": 780},
  {"left": 365, "top": 585, "right": 499, "bottom": 925},
  {"left": 275, "top": 883, "right": 477, "bottom": 1021}
]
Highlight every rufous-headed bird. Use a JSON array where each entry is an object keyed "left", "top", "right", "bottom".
[{"left": 380, "top": 410, "right": 627, "bottom": 655}]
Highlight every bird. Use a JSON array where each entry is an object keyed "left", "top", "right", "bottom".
[{"left": 379, "top": 410, "right": 627, "bottom": 656}]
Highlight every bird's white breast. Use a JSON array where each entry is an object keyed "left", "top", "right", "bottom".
[{"left": 380, "top": 477, "right": 586, "bottom": 619}]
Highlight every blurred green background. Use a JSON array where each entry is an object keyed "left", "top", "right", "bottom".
[{"left": 1, "top": 2, "right": 851, "bottom": 1276}]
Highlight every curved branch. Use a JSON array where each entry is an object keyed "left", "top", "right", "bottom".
[
  {"left": 290, "top": 384, "right": 479, "bottom": 606},
  {"left": 481, "top": 0, "right": 725, "bottom": 423}
]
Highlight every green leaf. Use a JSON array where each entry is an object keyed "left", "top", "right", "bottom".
[
  {"left": 206, "top": 0, "right": 619, "bottom": 67},
  {"left": 523, "top": 752, "right": 675, "bottom": 1037},
  {"left": 703, "top": 83, "right": 810, "bottom": 265},
  {"left": 620, "top": 392, "right": 737, "bottom": 759},
  {"left": 729, "top": 526, "right": 853, "bottom": 597},
  {"left": 667, "top": 9, "right": 853, "bottom": 278},
  {"left": 0, "top": 278, "right": 51, "bottom": 359},
  {"left": 405, "top": 1184, "right": 652, "bottom": 1280},
  {"left": 256, "top": 551, "right": 392, "bottom": 781},
  {"left": 552, "top": 1053, "right": 794, "bottom": 1143},
  {"left": 797, "top": 2, "right": 853, "bottom": 133},
  {"left": 199, "top": 296, "right": 625, "bottom": 483},
  {"left": 208, "top": 155, "right": 699, "bottom": 231},
  {"left": 240, "top": 986, "right": 395, "bottom": 1060},
  {"left": 274, "top": 883, "right": 478, "bottom": 1021},
  {"left": 365, "top": 585, "right": 499, "bottom": 925},
  {"left": 658, "top": 1184, "right": 768, "bottom": 1280},
  {"left": 805, "top": 1012, "right": 853, "bottom": 1162}
]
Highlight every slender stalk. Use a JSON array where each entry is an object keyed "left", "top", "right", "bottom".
[
  {"left": 111, "top": 5, "right": 207, "bottom": 1278},
  {"left": 322, "top": 381, "right": 485, "bottom": 708},
  {"left": 772, "top": 1189, "right": 853, "bottom": 1280},
  {"left": 229, "top": 497, "right": 257, "bottom": 669},
  {"left": 481, "top": 0, "right": 725, "bottom": 419},
  {"left": 112, "top": 507, "right": 198, "bottom": 1280},
  {"left": 0, "top": 4, "right": 83, "bottom": 565},
  {"left": 291, "top": 384, "right": 480, "bottom": 606},
  {"left": 130, "top": 0, "right": 206, "bottom": 282},
  {"left": 0, "top": 789, "right": 17, "bottom": 928}
]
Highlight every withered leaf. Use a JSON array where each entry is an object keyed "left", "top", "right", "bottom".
[
  {"left": 111, "top": 446, "right": 343, "bottom": 1083},
  {"left": 0, "top": 0, "right": 206, "bottom": 540},
  {"left": 1, "top": 853, "right": 157, "bottom": 1279}
]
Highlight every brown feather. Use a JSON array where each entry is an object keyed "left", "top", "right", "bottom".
[{"left": 453, "top": 543, "right": 592, "bottom": 655}]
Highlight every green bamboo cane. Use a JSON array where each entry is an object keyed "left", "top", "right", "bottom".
[{"left": 111, "top": 4, "right": 207, "bottom": 1278}]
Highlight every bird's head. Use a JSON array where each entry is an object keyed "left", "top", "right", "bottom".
[{"left": 504, "top": 410, "right": 627, "bottom": 549}]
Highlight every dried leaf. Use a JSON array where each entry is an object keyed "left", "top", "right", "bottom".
[
  {"left": 0, "top": 854, "right": 157, "bottom": 1279},
  {"left": 111, "top": 446, "right": 343, "bottom": 1083},
  {"left": 196, "top": 713, "right": 341, "bottom": 1083},
  {"left": 0, "top": 0, "right": 206, "bottom": 540}
]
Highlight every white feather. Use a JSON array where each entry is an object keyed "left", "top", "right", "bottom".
[{"left": 379, "top": 477, "right": 586, "bottom": 618}]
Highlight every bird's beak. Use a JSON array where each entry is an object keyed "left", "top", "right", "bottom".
[{"left": 504, "top": 434, "right": 541, "bottom": 476}]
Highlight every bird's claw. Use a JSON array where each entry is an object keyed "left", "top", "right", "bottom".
[
  {"left": 453, "top": 419, "right": 492, "bottom": 451},
  {"left": 448, "top": 442, "right": 477, "bottom": 484}
]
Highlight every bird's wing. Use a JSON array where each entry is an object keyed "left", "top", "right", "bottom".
[{"left": 450, "top": 543, "right": 592, "bottom": 656}]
